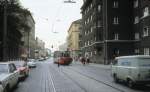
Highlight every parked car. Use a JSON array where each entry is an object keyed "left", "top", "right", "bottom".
[
  {"left": 111, "top": 55, "right": 150, "bottom": 88},
  {"left": 38, "top": 57, "right": 45, "bottom": 61},
  {"left": 27, "top": 60, "right": 36, "bottom": 68},
  {"left": 0, "top": 85, "right": 3, "bottom": 92},
  {"left": 13, "top": 61, "right": 29, "bottom": 79},
  {"left": 0, "top": 62, "right": 19, "bottom": 92}
]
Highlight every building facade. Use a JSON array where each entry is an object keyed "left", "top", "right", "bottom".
[
  {"left": 67, "top": 19, "right": 82, "bottom": 58},
  {"left": 59, "top": 42, "right": 68, "bottom": 51},
  {"left": 81, "top": 0, "right": 150, "bottom": 64},
  {"left": 21, "top": 14, "right": 35, "bottom": 59},
  {"left": 35, "top": 37, "right": 46, "bottom": 59}
]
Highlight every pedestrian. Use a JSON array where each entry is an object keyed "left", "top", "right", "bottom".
[
  {"left": 80, "top": 56, "right": 86, "bottom": 66},
  {"left": 86, "top": 56, "right": 90, "bottom": 64},
  {"left": 58, "top": 62, "right": 60, "bottom": 67}
]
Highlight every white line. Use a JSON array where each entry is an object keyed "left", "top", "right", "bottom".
[{"left": 49, "top": 71, "right": 57, "bottom": 92}]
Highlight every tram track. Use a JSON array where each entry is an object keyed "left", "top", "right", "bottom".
[
  {"left": 48, "top": 64, "right": 86, "bottom": 92},
  {"left": 60, "top": 68, "right": 88, "bottom": 92},
  {"left": 64, "top": 67, "right": 126, "bottom": 92},
  {"left": 48, "top": 65, "right": 57, "bottom": 92}
]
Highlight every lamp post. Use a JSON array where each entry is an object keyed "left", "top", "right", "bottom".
[{"left": 2, "top": 0, "right": 8, "bottom": 61}]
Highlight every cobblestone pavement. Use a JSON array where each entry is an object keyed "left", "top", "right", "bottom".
[{"left": 13, "top": 60, "right": 150, "bottom": 92}]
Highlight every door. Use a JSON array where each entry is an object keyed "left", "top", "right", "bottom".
[{"left": 9, "top": 64, "right": 18, "bottom": 88}]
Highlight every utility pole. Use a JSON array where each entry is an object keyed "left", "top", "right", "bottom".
[{"left": 3, "top": 0, "right": 8, "bottom": 61}]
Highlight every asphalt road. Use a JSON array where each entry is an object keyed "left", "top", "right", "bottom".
[{"left": 13, "top": 59, "right": 150, "bottom": 92}]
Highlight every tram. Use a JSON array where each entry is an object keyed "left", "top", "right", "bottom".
[{"left": 53, "top": 51, "right": 72, "bottom": 65}]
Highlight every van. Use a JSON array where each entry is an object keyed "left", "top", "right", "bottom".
[{"left": 111, "top": 55, "right": 150, "bottom": 88}]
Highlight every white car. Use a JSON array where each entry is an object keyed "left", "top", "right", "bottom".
[
  {"left": 111, "top": 55, "right": 150, "bottom": 88},
  {"left": 0, "top": 85, "right": 3, "bottom": 92},
  {"left": 27, "top": 60, "right": 36, "bottom": 68},
  {"left": 0, "top": 62, "right": 19, "bottom": 92}
]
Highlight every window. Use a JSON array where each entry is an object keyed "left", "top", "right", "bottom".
[
  {"left": 121, "top": 61, "right": 131, "bottom": 66},
  {"left": 144, "top": 48, "right": 150, "bottom": 55},
  {"left": 90, "top": 15, "right": 93, "bottom": 21},
  {"left": 113, "top": 49, "right": 120, "bottom": 55},
  {"left": 98, "top": 21, "right": 102, "bottom": 27},
  {"left": 135, "top": 33, "right": 140, "bottom": 40},
  {"left": 143, "top": 7, "right": 149, "bottom": 17},
  {"left": 113, "top": 17, "right": 119, "bottom": 24},
  {"left": 98, "top": 5, "right": 101, "bottom": 12},
  {"left": 143, "top": 27, "right": 149, "bottom": 37},
  {"left": 90, "top": 3, "right": 93, "bottom": 9},
  {"left": 135, "top": 49, "right": 140, "bottom": 54},
  {"left": 113, "top": 1, "right": 118, "bottom": 8},
  {"left": 90, "top": 27, "right": 93, "bottom": 32},
  {"left": 87, "top": 18, "right": 89, "bottom": 23},
  {"left": 114, "top": 33, "right": 119, "bottom": 40},
  {"left": 95, "top": 37, "right": 97, "bottom": 41},
  {"left": 87, "top": 7, "right": 89, "bottom": 12},
  {"left": 85, "top": 31, "right": 87, "bottom": 35},
  {"left": 134, "top": 0, "right": 138, "bottom": 8},
  {"left": 84, "top": 20, "right": 86, "bottom": 25},
  {"left": 9, "top": 64, "right": 16, "bottom": 73},
  {"left": 90, "top": 52, "right": 92, "bottom": 57},
  {"left": 94, "top": 51, "right": 97, "bottom": 55},
  {"left": 88, "top": 41, "right": 90, "bottom": 45},
  {"left": 85, "top": 42, "right": 87, "bottom": 46},
  {"left": 134, "top": 16, "right": 139, "bottom": 24}
]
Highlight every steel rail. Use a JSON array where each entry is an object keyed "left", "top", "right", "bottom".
[
  {"left": 60, "top": 68, "right": 88, "bottom": 92},
  {"left": 65, "top": 67, "right": 125, "bottom": 92},
  {"left": 48, "top": 68, "right": 57, "bottom": 92}
]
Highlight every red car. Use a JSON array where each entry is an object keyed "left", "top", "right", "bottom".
[{"left": 13, "top": 61, "right": 29, "bottom": 80}]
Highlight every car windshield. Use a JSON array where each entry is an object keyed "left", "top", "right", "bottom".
[
  {"left": 0, "top": 64, "right": 8, "bottom": 73},
  {"left": 137, "top": 58, "right": 150, "bottom": 67}
]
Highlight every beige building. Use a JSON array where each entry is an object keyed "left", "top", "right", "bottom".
[
  {"left": 67, "top": 19, "right": 82, "bottom": 58},
  {"left": 35, "top": 37, "right": 46, "bottom": 59},
  {"left": 59, "top": 42, "right": 68, "bottom": 51}
]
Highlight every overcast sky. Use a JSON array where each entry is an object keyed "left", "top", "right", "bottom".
[{"left": 21, "top": 0, "right": 83, "bottom": 50}]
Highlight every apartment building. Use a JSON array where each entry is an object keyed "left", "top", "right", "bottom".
[
  {"left": 81, "top": 0, "right": 150, "bottom": 64},
  {"left": 67, "top": 19, "right": 82, "bottom": 58}
]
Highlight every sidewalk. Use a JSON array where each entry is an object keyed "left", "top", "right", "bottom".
[{"left": 72, "top": 60, "right": 111, "bottom": 70}]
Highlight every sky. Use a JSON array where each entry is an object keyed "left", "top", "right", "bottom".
[{"left": 20, "top": 0, "right": 83, "bottom": 50}]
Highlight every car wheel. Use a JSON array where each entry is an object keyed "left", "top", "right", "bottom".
[
  {"left": 4, "top": 85, "right": 10, "bottom": 92},
  {"left": 113, "top": 74, "right": 119, "bottom": 83},
  {"left": 127, "top": 79, "right": 135, "bottom": 88}
]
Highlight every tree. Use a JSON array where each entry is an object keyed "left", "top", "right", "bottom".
[{"left": 0, "top": 0, "right": 32, "bottom": 60}]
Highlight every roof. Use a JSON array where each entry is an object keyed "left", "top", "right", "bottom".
[
  {"left": 67, "top": 19, "right": 82, "bottom": 33},
  {"left": 116, "top": 55, "right": 150, "bottom": 59}
]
